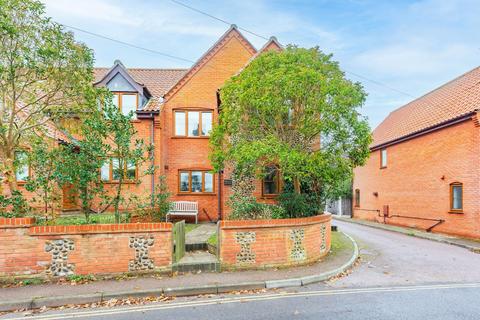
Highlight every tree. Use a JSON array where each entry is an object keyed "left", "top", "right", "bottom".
[
  {"left": 54, "top": 109, "right": 109, "bottom": 222},
  {"left": 0, "top": 0, "right": 95, "bottom": 195},
  {"left": 53, "top": 95, "right": 153, "bottom": 223},
  {"left": 210, "top": 46, "right": 371, "bottom": 213},
  {"left": 101, "top": 97, "right": 154, "bottom": 223},
  {"left": 24, "top": 138, "right": 62, "bottom": 216}
]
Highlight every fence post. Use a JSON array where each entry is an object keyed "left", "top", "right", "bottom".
[{"left": 174, "top": 220, "right": 186, "bottom": 262}]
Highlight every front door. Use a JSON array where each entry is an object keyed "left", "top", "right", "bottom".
[{"left": 62, "top": 184, "right": 79, "bottom": 211}]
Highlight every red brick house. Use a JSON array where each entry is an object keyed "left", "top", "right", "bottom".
[
  {"left": 353, "top": 66, "right": 480, "bottom": 239},
  {"left": 12, "top": 25, "right": 282, "bottom": 221}
]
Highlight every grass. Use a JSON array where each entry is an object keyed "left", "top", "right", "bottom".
[
  {"left": 35, "top": 213, "right": 131, "bottom": 226},
  {"left": 66, "top": 274, "right": 95, "bottom": 282},
  {"left": 329, "top": 231, "right": 351, "bottom": 256},
  {"left": 185, "top": 223, "right": 200, "bottom": 233},
  {"left": 21, "top": 278, "right": 44, "bottom": 286},
  {"left": 207, "top": 233, "right": 217, "bottom": 246}
]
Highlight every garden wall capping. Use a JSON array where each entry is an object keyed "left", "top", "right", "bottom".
[
  {"left": 29, "top": 223, "right": 172, "bottom": 235},
  {"left": 220, "top": 214, "right": 331, "bottom": 229},
  {"left": 0, "top": 217, "right": 36, "bottom": 228}
]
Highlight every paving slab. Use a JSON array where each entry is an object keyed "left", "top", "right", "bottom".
[
  {"left": 178, "top": 251, "right": 218, "bottom": 264},
  {"left": 185, "top": 223, "right": 216, "bottom": 245}
]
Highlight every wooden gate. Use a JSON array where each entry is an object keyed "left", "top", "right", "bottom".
[{"left": 174, "top": 220, "right": 186, "bottom": 262}]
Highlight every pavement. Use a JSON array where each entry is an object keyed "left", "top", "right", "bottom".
[
  {"left": 3, "top": 220, "right": 480, "bottom": 319},
  {"left": 0, "top": 231, "right": 357, "bottom": 312},
  {"left": 333, "top": 215, "right": 480, "bottom": 253}
]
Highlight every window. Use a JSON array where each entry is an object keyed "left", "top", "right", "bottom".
[
  {"left": 100, "top": 158, "right": 137, "bottom": 182},
  {"left": 380, "top": 148, "right": 387, "bottom": 168},
  {"left": 15, "top": 151, "right": 29, "bottom": 182},
  {"left": 354, "top": 189, "right": 360, "bottom": 207},
  {"left": 262, "top": 165, "right": 280, "bottom": 196},
  {"left": 178, "top": 170, "right": 214, "bottom": 193},
  {"left": 111, "top": 92, "right": 138, "bottom": 117},
  {"left": 450, "top": 183, "right": 463, "bottom": 212},
  {"left": 174, "top": 110, "right": 212, "bottom": 137}
]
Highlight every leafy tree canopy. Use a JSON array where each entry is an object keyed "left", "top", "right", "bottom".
[
  {"left": 0, "top": 0, "right": 95, "bottom": 193},
  {"left": 210, "top": 46, "right": 371, "bottom": 199}
]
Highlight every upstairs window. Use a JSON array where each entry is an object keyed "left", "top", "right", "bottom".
[
  {"left": 15, "top": 151, "right": 29, "bottom": 182},
  {"left": 179, "top": 170, "right": 214, "bottom": 193},
  {"left": 262, "top": 165, "right": 280, "bottom": 196},
  {"left": 380, "top": 148, "right": 387, "bottom": 168},
  {"left": 174, "top": 110, "right": 212, "bottom": 137},
  {"left": 450, "top": 182, "right": 463, "bottom": 212},
  {"left": 101, "top": 158, "right": 137, "bottom": 182},
  {"left": 112, "top": 92, "right": 138, "bottom": 117}
]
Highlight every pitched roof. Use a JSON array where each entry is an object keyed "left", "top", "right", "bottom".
[
  {"left": 93, "top": 67, "right": 187, "bottom": 111},
  {"left": 164, "top": 24, "right": 258, "bottom": 101},
  {"left": 372, "top": 66, "right": 480, "bottom": 149}
]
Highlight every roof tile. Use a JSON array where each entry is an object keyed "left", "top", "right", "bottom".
[
  {"left": 372, "top": 66, "right": 480, "bottom": 148},
  {"left": 93, "top": 68, "right": 188, "bottom": 111}
]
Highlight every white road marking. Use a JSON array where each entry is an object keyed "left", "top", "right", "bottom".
[{"left": 4, "top": 283, "right": 480, "bottom": 320}]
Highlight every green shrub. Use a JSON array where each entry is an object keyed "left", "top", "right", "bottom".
[
  {"left": 277, "top": 192, "right": 321, "bottom": 218},
  {"left": 132, "top": 176, "right": 172, "bottom": 222},
  {"left": 228, "top": 196, "right": 285, "bottom": 220},
  {"left": 0, "top": 190, "right": 31, "bottom": 217}
]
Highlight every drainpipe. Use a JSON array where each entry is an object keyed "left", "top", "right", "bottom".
[
  {"left": 150, "top": 116, "right": 155, "bottom": 206},
  {"left": 217, "top": 169, "right": 223, "bottom": 221}
]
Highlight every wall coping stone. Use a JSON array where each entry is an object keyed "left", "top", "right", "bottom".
[
  {"left": 0, "top": 217, "right": 36, "bottom": 228},
  {"left": 29, "top": 223, "right": 172, "bottom": 236},
  {"left": 219, "top": 213, "right": 331, "bottom": 229}
]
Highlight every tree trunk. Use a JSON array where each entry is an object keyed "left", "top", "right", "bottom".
[
  {"left": 4, "top": 156, "right": 18, "bottom": 197},
  {"left": 293, "top": 177, "right": 301, "bottom": 194},
  {"left": 114, "top": 177, "right": 123, "bottom": 224}
]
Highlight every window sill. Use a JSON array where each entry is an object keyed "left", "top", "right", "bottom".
[
  {"left": 176, "top": 193, "right": 217, "bottom": 196},
  {"left": 380, "top": 166, "right": 387, "bottom": 169},
  {"left": 261, "top": 195, "right": 278, "bottom": 199},
  {"left": 171, "top": 136, "right": 210, "bottom": 139},
  {"left": 103, "top": 181, "right": 138, "bottom": 185},
  {"left": 448, "top": 210, "right": 464, "bottom": 214}
]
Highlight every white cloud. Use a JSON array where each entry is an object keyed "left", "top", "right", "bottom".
[{"left": 43, "top": 0, "right": 142, "bottom": 27}]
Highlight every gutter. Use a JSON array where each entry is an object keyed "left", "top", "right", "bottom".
[{"left": 371, "top": 111, "right": 476, "bottom": 151}]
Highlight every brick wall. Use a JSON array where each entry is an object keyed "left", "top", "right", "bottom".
[
  {"left": 0, "top": 218, "right": 172, "bottom": 278},
  {"left": 219, "top": 214, "right": 331, "bottom": 269},
  {"left": 353, "top": 119, "right": 480, "bottom": 239},
  {"left": 162, "top": 29, "right": 257, "bottom": 222}
]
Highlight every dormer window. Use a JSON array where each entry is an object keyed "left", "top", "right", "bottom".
[{"left": 112, "top": 92, "right": 138, "bottom": 117}]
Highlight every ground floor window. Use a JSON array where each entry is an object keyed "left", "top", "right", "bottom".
[
  {"left": 179, "top": 170, "right": 214, "bottom": 193},
  {"left": 262, "top": 165, "right": 280, "bottom": 196},
  {"left": 100, "top": 158, "right": 137, "bottom": 182},
  {"left": 450, "top": 182, "right": 463, "bottom": 212},
  {"left": 14, "top": 151, "right": 29, "bottom": 182}
]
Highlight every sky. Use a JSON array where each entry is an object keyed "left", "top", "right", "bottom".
[{"left": 42, "top": 0, "right": 480, "bottom": 129}]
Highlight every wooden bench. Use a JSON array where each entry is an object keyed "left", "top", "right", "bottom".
[{"left": 167, "top": 201, "right": 199, "bottom": 224}]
